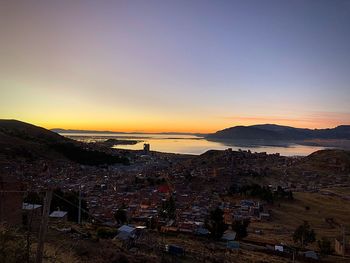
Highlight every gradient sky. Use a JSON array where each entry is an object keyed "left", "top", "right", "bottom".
[{"left": 1, "top": 0, "right": 350, "bottom": 132}]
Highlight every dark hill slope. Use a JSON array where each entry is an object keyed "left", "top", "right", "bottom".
[
  {"left": 284, "top": 149, "right": 350, "bottom": 178},
  {"left": 0, "top": 119, "right": 67, "bottom": 144},
  {"left": 0, "top": 119, "right": 129, "bottom": 165},
  {"left": 299, "top": 149, "right": 350, "bottom": 173},
  {"left": 207, "top": 126, "right": 280, "bottom": 140},
  {"left": 207, "top": 124, "right": 350, "bottom": 140}
]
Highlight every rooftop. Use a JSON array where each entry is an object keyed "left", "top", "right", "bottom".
[
  {"left": 118, "top": 225, "right": 135, "bottom": 233},
  {"left": 22, "top": 202, "right": 42, "bottom": 210},
  {"left": 49, "top": 211, "right": 68, "bottom": 218}
]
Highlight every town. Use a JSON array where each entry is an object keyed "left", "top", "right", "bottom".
[{"left": 1, "top": 138, "right": 350, "bottom": 263}]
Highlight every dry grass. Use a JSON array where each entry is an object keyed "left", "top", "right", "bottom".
[
  {"left": 43, "top": 243, "right": 80, "bottom": 263},
  {"left": 322, "top": 186, "right": 350, "bottom": 195},
  {"left": 153, "top": 232, "right": 297, "bottom": 263},
  {"left": 249, "top": 190, "right": 350, "bottom": 251},
  {"left": 273, "top": 192, "right": 350, "bottom": 232}
]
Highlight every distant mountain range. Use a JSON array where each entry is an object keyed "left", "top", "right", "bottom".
[
  {"left": 4, "top": 121, "right": 350, "bottom": 144},
  {"left": 51, "top": 128, "right": 126, "bottom": 134},
  {"left": 51, "top": 128, "right": 205, "bottom": 136},
  {"left": 2, "top": 119, "right": 350, "bottom": 161},
  {"left": 207, "top": 124, "right": 350, "bottom": 140}
]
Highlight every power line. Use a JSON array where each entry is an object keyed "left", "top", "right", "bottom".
[
  {"left": 0, "top": 190, "right": 31, "bottom": 193},
  {"left": 52, "top": 193, "right": 105, "bottom": 223},
  {"left": 0, "top": 189, "right": 106, "bottom": 224}
]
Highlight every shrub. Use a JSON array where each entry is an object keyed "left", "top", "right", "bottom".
[{"left": 96, "top": 227, "right": 117, "bottom": 239}]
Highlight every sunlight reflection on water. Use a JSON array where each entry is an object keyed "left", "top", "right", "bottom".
[{"left": 61, "top": 133, "right": 329, "bottom": 156}]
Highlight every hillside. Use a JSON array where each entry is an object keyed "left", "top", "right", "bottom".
[
  {"left": 0, "top": 119, "right": 129, "bottom": 166},
  {"left": 297, "top": 149, "right": 350, "bottom": 174},
  {"left": 0, "top": 119, "right": 68, "bottom": 144},
  {"left": 207, "top": 124, "right": 350, "bottom": 141}
]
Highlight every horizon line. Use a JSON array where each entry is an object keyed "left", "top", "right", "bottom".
[{"left": 49, "top": 123, "right": 350, "bottom": 135}]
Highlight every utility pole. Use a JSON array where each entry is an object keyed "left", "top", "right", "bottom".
[
  {"left": 342, "top": 225, "right": 346, "bottom": 257},
  {"left": 78, "top": 186, "right": 82, "bottom": 224},
  {"left": 35, "top": 190, "right": 52, "bottom": 263}
]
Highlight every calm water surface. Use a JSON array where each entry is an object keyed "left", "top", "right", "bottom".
[{"left": 60, "top": 133, "right": 328, "bottom": 156}]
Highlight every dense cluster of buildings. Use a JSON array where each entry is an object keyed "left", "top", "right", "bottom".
[{"left": 2, "top": 146, "right": 350, "bottom": 259}]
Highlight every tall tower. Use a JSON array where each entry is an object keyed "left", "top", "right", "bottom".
[{"left": 143, "top": 143, "right": 150, "bottom": 154}]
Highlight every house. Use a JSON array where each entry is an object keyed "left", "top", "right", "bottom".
[
  {"left": 22, "top": 203, "right": 42, "bottom": 231},
  {"left": 178, "top": 222, "right": 195, "bottom": 234},
  {"left": 274, "top": 245, "right": 283, "bottom": 252},
  {"left": 196, "top": 226, "right": 209, "bottom": 236},
  {"left": 303, "top": 251, "right": 318, "bottom": 260},
  {"left": 227, "top": 241, "right": 239, "bottom": 250},
  {"left": 158, "top": 184, "right": 171, "bottom": 194},
  {"left": 114, "top": 225, "right": 136, "bottom": 241},
  {"left": 160, "top": 226, "right": 178, "bottom": 233},
  {"left": 49, "top": 211, "right": 68, "bottom": 222},
  {"left": 222, "top": 230, "right": 236, "bottom": 241},
  {"left": 260, "top": 212, "right": 271, "bottom": 221}
]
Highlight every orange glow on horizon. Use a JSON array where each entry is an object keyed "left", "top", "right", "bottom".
[{"left": 33, "top": 114, "right": 350, "bottom": 134}]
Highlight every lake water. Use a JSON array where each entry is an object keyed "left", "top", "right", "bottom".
[{"left": 60, "top": 132, "right": 329, "bottom": 156}]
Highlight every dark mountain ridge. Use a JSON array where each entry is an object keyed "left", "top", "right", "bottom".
[
  {"left": 0, "top": 119, "right": 129, "bottom": 165},
  {"left": 0, "top": 119, "right": 68, "bottom": 144},
  {"left": 207, "top": 124, "right": 350, "bottom": 140}
]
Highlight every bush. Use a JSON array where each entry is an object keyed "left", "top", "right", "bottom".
[
  {"left": 293, "top": 221, "right": 316, "bottom": 248},
  {"left": 232, "top": 219, "right": 250, "bottom": 240},
  {"left": 96, "top": 227, "right": 117, "bottom": 239},
  {"left": 205, "top": 207, "right": 228, "bottom": 239},
  {"left": 318, "top": 237, "right": 333, "bottom": 256}
]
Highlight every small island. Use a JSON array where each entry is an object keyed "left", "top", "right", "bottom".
[{"left": 101, "top": 138, "right": 140, "bottom": 146}]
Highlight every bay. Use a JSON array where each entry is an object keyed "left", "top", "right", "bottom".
[{"left": 60, "top": 132, "right": 329, "bottom": 156}]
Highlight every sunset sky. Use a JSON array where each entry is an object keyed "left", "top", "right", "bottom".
[{"left": 1, "top": 0, "right": 350, "bottom": 133}]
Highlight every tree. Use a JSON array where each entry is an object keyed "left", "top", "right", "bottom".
[
  {"left": 96, "top": 227, "right": 117, "bottom": 239},
  {"left": 239, "top": 184, "right": 274, "bottom": 203},
  {"left": 146, "top": 216, "right": 157, "bottom": 229},
  {"left": 114, "top": 208, "right": 127, "bottom": 225},
  {"left": 205, "top": 207, "right": 228, "bottom": 239},
  {"left": 318, "top": 237, "right": 333, "bottom": 256},
  {"left": 293, "top": 221, "right": 316, "bottom": 248},
  {"left": 159, "top": 196, "right": 176, "bottom": 220},
  {"left": 232, "top": 219, "right": 250, "bottom": 240}
]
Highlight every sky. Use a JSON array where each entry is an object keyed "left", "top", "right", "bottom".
[{"left": 0, "top": 0, "right": 350, "bottom": 133}]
